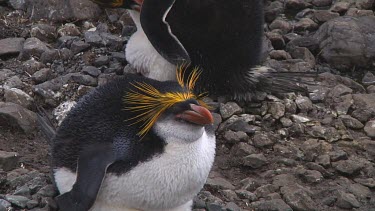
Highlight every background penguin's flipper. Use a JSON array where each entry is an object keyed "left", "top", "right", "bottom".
[
  {"left": 140, "top": 0, "right": 190, "bottom": 65},
  {"left": 56, "top": 143, "right": 117, "bottom": 211}
]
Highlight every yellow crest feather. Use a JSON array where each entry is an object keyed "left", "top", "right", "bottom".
[{"left": 123, "top": 65, "right": 208, "bottom": 138}]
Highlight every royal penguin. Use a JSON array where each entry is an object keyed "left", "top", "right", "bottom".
[
  {"left": 89, "top": 0, "right": 309, "bottom": 100},
  {"left": 49, "top": 67, "right": 216, "bottom": 211}
]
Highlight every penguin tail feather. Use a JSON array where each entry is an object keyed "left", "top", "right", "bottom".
[
  {"left": 234, "top": 66, "right": 318, "bottom": 100},
  {"left": 36, "top": 106, "right": 56, "bottom": 141}
]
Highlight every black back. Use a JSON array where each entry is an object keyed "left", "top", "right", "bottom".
[
  {"left": 52, "top": 74, "right": 184, "bottom": 174},
  {"left": 141, "top": 0, "right": 264, "bottom": 95}
]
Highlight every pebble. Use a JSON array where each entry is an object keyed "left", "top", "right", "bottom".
[
  {"left": 336, "top": 191, "right": 360, "bottom": 209},
  {"left": 333, "top": 159, "right": 364, "bottom": 176},
  {"left": 5, "top": 195, "right": 29, "bottom": 208},
  {"left": 243, "top": 153, "right": 268, "bottom": 168},
  {"left": 219, "top": 102, "right": 242, "bottom": 119},
  {"left": 0, "top": 38, "right": 25, "bottom": 57},
  {"left": 364, "top": 120, "right": 375, "bottom": 138}
]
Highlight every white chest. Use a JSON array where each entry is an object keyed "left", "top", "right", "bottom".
[
  {"left": 94, "top": 131, "right": 215, "bottom": 210},
  {"left": 125, "top": 10, "right": 177, "bottom": 81},
  {"left": 54, "top": 132, "right": 216, "bottom": 211}
]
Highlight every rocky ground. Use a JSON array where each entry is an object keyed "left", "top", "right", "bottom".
[{"left": 0, "top": 0, "right": 375, "bottom": 210}]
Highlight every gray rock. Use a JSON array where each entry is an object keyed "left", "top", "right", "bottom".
[
  {"left": 331, "top": 2, "right": 350, "bottom": 13},
  {"left": 313, "top": 10, "right": 339, "bottom": 23},
  {"left": 4, "top": 88, "right": 33, "bottom": 109},
  {"left": 235, "top": 189, "right": 257, "bottom": 201},
  {"left": 20, "top": 37, "right": 49, "bottom": 60},
  {"left": 356, "top": 0, "right": 375, "bottom": 9},
  {"left": 243, "top": 153, "right": 268, "bottom": 168},
  {"left": 280, "top": 117, "right": 293, "bottom": 127},
  {"left": 0, "top": 199, "right": 11, "bottom": 209},
  {"left": 219, "top": 102, "right": 242, "bottom": 119},
  {"left": 362, "top": 72, "right": 375, "bottom": 86},
  {"left": 251, "top": 199, "right": 292, "bottom": 211},
  {"left": 14, "top": 185, "right": 31, "bottom": 197},
  {"left": 57, "top": 23, "right": 81, "bottom": 37},
  {"left": 286, "top": 37, "right": 319, "bottom": 55},
  {"left": 25, "top": 0, "right": 102, "bottom": 22},
  {"left": 291, "top": 114, "right": 311, "bottom": 123},
  {"left": 0, "top": 151, "right": 19, "bottom": 171},
  {"left": 329, "top": 150, "right": 348, "bottom": 162},
  {"left": 333, "top": 159, "right": 364, "bottom": 175},
  {"left": 364, "top": 120, "right": 375, "bottom": 138},
  {"left": 252, "top": 132, "right": 276, "bottom": 148},
  {"left": 205, "top": 177, "right": 235, "bottom": 190},
  {"left": 312, "top": 0, "right": 332, "bottom": 7},
  {"left": 223, "top": 130, "right": 248, "bottom": 143},
  {"left": 230, "top": 142, "right": 257, "bottom": 158},
  {"left": 70, "top": 74, "right": 98, "bottom": 86},
  {"left": 354, "top": 178, "right": 375, "bottom": 188},
  {"left": 367, "top": 85, "right": 375, "bottom": 93},
  {"left": 266, "top": 32, "right": 285, "bottom": 50},
  {"left": 267, "top": 101, "right": 285, "bottom": 119},
  {"left": 4, "top": 75, "right": 24, "bottom": 89},
  {"left": 23, "top": 59, "right": 45, "bottom": 75},
  {"left": 264, "top": 1, "right": 284, "bottom": 22},
  {"left": 336, "top": 191, "right": 360, "bottom": 209},
  {"left": 269, "top": 50, "right": 292, "bottom": 60},
  {"left": 111, "top": 52, "right": 127, "bottom": 64},
  {"left": 36, "top": 185, "right": 56, "bottom": 197},
  {"left": 315, "top": 154, "right": 330, "bottom": 168},
  {"left": 269, "top": 19, "right": 292, "bottom": 34},
  {"left": 26, "top": 200, "right": 38, "bottom": 209},
  {"left": 100, "top": 32, "right": 127, "bottom": 51},
  {"left": 272, "top": 174, "right": 298, "bottom": 189},
  {"left": 84, "top": 31, "right": 103, "bottom": 47},
  {"left": 219, "top": 189, "right": 238, "bottom": 201},
  {"left": 281, "top": 185, "right": 317, "bottom": 211},
  {"left": 70, "top": 40, "right": 91, "bottom": 54},
  {"left": 82, "top": 66, "right": 101, "bottom": 77},
  {"left": 299, "top": 169, "right": 323, "bottom": 184},
  {"left": 32, "top": 68, "right": 54, "bottom": 84},
  {"left": 224, "top": 202, "right": 241, "bottom": 211},
  {"left": 5, "top": 194, "right": 29, "bottom": 208},
  {"left": 295, "top": 96, "right": 313, "bottom": 112},
  {"left": 254, "top": 184, "right": 276, "bottom": 198},
  {"left": 207, "top": 203, "right": 225, "bottom": 211},
  {"left": 93, "top": 55, "right": 110, "bottom": 67},
  {"left": 346, "top": 8, "right": 374, "bottom": 17},
  {"left": 314, "top": 16, "right": 375, "bottom": 70},
  {"left": 348, "top": 183, "right": 371, "bottom": 199},
  {"left": 30, "top": 24, "right": 57, "bottom": 43},
  {"left": 0, "top": 102, "right": 37, "bottom": 134},
  {"left": 0, "top": 69, "right": 15, "bottom": 83},
  {"left": 40, "top": 49, "right": 59, "bottom": 64},
  {"left": 288, "top": 47, "right": 316, "bottom": 67},
  {"left": 286, "top": 0, "right": 311, "bottom": 10},
  {"left": 0, "top": 38, "right": 25, "bottom": 58},
  {"left": 339, "top": 115, "right": 364, "bottom": 129},
  {"left": 307, "top": 126, "right": 340, "bottom": 142},
  {"left": 294, "top": 18, "right": 319, "bottom": 32}
]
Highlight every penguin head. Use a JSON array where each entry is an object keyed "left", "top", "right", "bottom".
[
  {"left": 124, "top": 66, "right": 213, "bottom": 142},
  {"left": 90, "top": 0, "right": 143, "bottom": 11}
]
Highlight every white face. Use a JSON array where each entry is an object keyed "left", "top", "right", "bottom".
[{"left": 153, "top": 114, "right": 205, "bottom": 144}]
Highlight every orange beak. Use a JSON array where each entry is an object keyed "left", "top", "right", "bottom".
[{"left": 176, "top": 104, "right": 214, "bottom": 126}]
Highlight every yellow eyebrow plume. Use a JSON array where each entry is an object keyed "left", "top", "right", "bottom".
[{"left": 123, "top": 65, "right": 207, "bottom": 137}]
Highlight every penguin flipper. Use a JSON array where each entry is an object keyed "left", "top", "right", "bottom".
[
  {"left": 140, "top": 0, "right": 190, "bottom": 65},
  {"left": 56, "top": 143, "right": 116, "bottom": 211}
]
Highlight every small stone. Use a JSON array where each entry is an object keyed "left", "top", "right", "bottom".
[
  {"left": 82, "top": 66, "right": 101, "bottom": 77},
  {"left": 348, "top": 183, "right": 371, "bottom": 199},
  {"left": 315, "top": 154, "right": 330, "bottom": 168},
  {"left": 223, "top": 130, "right": 248, "bottom": 143},
  {"left": 100, "top": 32, "right": 127, "bottom": 51},
  {"left": 333, "top": 159, "right": 364, "bottom": 176},
  {"left": 267, "top": 101, "right": 285, "bottom": 119},
  {"left": 20, "top": 37, "right": 49, "bottom": 60},
  {"left": 22, "top": 59, "right": 45, "bottom": 75},
  {"left": 254, "top": 184, "right": 277, "bottom": 198},
  {"left": 4, "top": 76, "right": 24, "bottom": 89},
  {"left": 364, "top": 120, "right": 375, "bottom": 138},
  {"left": 291, "top": 114, "right": 311, "bottom": 123},
  {"left": 84, "top": 31, "right": 103, "bottom": 47},
  {"left": 243, "top": 153, "right": 268, "bottom": 168},
  {"left": 4, "top": 88, "right": 33, "bottom": 109},
  {"left": 339, "top": 115, "right": 364, "bottom": 129},
  {"left": 0, "top": 38, "right": 25, "bottom": 58},
  {"left": 266, "top": 32, "right": 285, "bottom": 50},
  {"left": 26, "top": 200, "right": 38, "bottom": 209},
  {"left": 207, "top": 203, "right": 224, "bottom": 211},
  {"left": 70, "top": 40, "right": 91, "bottom": 54},
  {"left": 219, "top": 102, "right": 242, "bottom": 119},
  {"left": 312, "top": 0, "right": 332, "bottom": 7},
  {"left": 251, "top": 199, "right": 292, "bottom": 211},
  {"left": 269, "top": 19, "right": 292, "bottom": 34},
  {"left": 286, "top": 0, "right": 311, "bottom": 10},
  {"left": 219, "top": 189, "right": 238, "bottom": 201},
  {"left": 336, "top": 191, "right": 360, "bottom": 209},
  {"left": 235, "top": 190, "right": 257, "bottom": 201},
  {"left": 280, "top": 117, "right": 293, "bottom": 127},
  {"left": 36, "top": 185, "right": 56, "bottom": 197},
  {"left": 295, "top": 95, "right": 313, "bottom": 112},
  {"left": 329, "top": 150, "right": 348, "bottom": 162},
  {"left": 0, "top": 102, "right": 37, "bottom": 134},
  {"left": 0, "top": 151, "right": 19, "bottom": 171},
  {"left": 32, "top": 68, "right": 53, "bottom": 84},
  {"left": 93, "top": 56, "right": 110, "bottom": 67},
  {"left": 0, "top": 199, "right": 11, "bottom": 208},
  {"left": 58, "top": 23, "right": 81, "bottom": 37},
  {"left": 14, "top": 185, "right": 31, "bottom": 197},
  {"left": 272, "top": 174, "right": 297, "bottom": 189},
  {"left": 205, "top": 177, "right": 235, "bottom": 190},
  {"left": 30, "top": 24, "right": 57, "bottom": 43},
  {"left": 294, "top": 18, "right": 319, "bottom": 32},
  {"left": 70, "top": 74, "right": 98, "bottom": 86},
  {"left": 5, "top": 195, "right": 29, "bottom": 208},
  {"left": 331, "top": 2, "right": 350, "bottom": 13},
  {"left": 252, "top": 132, "right": 276, "bottom": 148},
  {"left": 354, "top": 178, "right": 375, "bottom": 188},
  {"left": 281, "top": 185, "right": 317, "bottom": 211},
  {"left": 269, "top": 50, "right": 292, "bottom": 60},
  {"left": 299, "top": 170, "right": 323, "bottom": 184}
]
